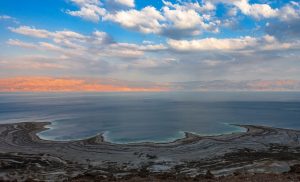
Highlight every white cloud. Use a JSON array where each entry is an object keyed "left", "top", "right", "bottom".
[
  {"left": 162, "top": 0, "right": 215, "bottom": 12},
  {"left": 7, "top": 39, "right": 36, "bottom": 49},
  {"left": 0, "top": 15, "right": 19, "bottom": 24},
  {"left": 140, "top": 44, "right": 167, "bottom": 51},
  {"left": 63, "top": 0, "right": 300, "bottom": 42},
  {"left": 129, "top": 57, "right": 175, "bottom": 69},
  {"left": 227, "top": 7, "right": 238, "bottom": 16},
  {"left": 103, "top": 6, "right": 165, "bottom": 34},
  {"left": 103, "top": 1, "right": 219, "bottom": 38},
  {"left": 38, "top": 42, "right": 65, "bottom": 52},
  {"left": 161, "top": 1, "right": 220, "bottom": 36},
  {"left": 208, "top": 0, "right": 278, "bottom": 19},
  {"left": 9, "top": 26, "right": 87, "bottom": 41},
  {"left": 277, "top": 2, "right": 300, "bottom": 21},
  {"left": 8, "top": 25, "right": 167, "bottom": 60},
  {"left": 162, "top": 6, "right": 203, "bottom": 30},
  {"left": 114, "top": 0, "right": 135, "bottom": 7},
  {"left": 98, "top": 42, "right": 166, "bottom": 58},
  {"left": 167, "top": 35, "right": 299, "bottom": 52},
  {"left": 142, "top": 40, "right": 154, "bottom": 44},
  {"left": 233, "top": 0, "right": 278, "bottom": 19},
  {"left": 9, "top": 26, "right": 50, "bottom": 38},
  {"left": 66, "top": 0, "right": 106, "bottom": 22},
  {"left": 70, "top": 0, "right": 100, "bottom": 6},
  {"left": 265, "top": 2, "right": 300, "bottom": 40},
  {"left": 161, "top": 2, "right": 219, "bottom": 36},
  {"left": 210, "top": 0, "right": 300, "bottom": 21},
  {"left": 90, "top": 30, "right": 114, "bottom": 45},
  {"left": 65, "top": 0, "right": 220, "bottom": 37},
  {"left": 0, "top": 15, "right": 14, "bottom": 20},
  {"left": 7, "top": 39, "right": 83, "bottom": 57},
  {"left": 260, "top": 35, "right": 299, "bottom": 50},
  {"left": 0, "top": 55, "right": 70, "bottom": 71},
  {"left": 168, "top": 36, "right": 258, "bottom": 51}
]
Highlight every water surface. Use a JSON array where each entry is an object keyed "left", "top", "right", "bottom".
[{"left": 0, "top": 92, "right": 299, "bottom": 143}]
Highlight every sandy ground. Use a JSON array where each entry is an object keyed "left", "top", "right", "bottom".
[{"left": 0, "top": 122, "right": 300, "bottom": 181}]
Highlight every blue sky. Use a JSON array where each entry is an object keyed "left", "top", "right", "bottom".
[
  {"left": 0, "top": 0, "right": 164, "bottom": 43},
  {"left": 0, "top": 0, "right": 300, "bottom": 91}
]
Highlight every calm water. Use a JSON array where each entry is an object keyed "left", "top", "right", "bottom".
[{"left": 0, "top": 92, "right": 300, "bottom": 143}]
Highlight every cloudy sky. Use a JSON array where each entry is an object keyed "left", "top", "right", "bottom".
[{"left": 0, "top": 0, "right": 300, "bottom": 91}]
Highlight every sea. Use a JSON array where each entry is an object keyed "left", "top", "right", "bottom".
[{"left": 0, "top": 92, "right": 299, "bottom": 143}]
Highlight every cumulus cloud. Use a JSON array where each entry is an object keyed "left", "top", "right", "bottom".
[
  {"left": 162, "top": 7, "right": 202, "bottom": 30},
  {"left": 66, "top": 0, "right": 106, "bottom": 22},
  {"left": 65, "top": 0, "right": 221, "bottom": 38},
  {"left": 277, "top": 1, "right": 300, "bottom": 21},
  {"left": 209, "top": 0, "right": 300, "bottom": 21},
  {"left": 160, "top": 1, "right": 219, "bottom": 38},
  {"left": 266, "top": 2, "right": 300, "bottom": 40},
  {"left": 233, "top": 0, "right": 278, "bottom": 19},
  {"left": 103, "top": 1, "right": 219, "bottom": 38},
  {"left": 113, "top": 0, "right": 135, "bottom": 7},
  {"left": 7, "top": 23, "right": 300, "bottom": 83},
  {"left": 8, "top": 25, "right": 167, "bottom": 60},
  {"left": 168, "top": 36, "right": 256, "bottom": 51},
  {"left": 4, "top": 1, "right": 300, "bottom": 84},
  {"left": 64, "top": 0, "right": 300, "bottom": 41},
  {"left": 139, "top": 44, "right": 167, "bottom": 51},
  {"left": 162, "top": 2, "right": 214, "bottom": 31},
  {"left": 207, "top": 0, "right": 278, "bottom": 19},
  {"left": 167, "top": 35, "right": 299, "bottom": 52},
  {"left": 103, "top": 6, "right": 165, "bottom": 34}
]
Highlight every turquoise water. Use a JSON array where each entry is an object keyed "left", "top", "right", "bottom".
[{"left": 0, "top": 92, "right": 299, "bottom": 143}]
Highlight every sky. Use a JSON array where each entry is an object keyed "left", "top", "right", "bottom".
[{"left": 0, "top": 0, "right": 300, "bottom": 91}]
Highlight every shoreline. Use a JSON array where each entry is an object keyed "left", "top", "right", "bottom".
[
  {"left": 0, "top": 122, "right": 300, "bottom": 181},
  {"left": 21, "top": 122, "right": 248, "bottom": 145},
  {"left": 36, "top": 122, "right": 247, "bottom": 144}
]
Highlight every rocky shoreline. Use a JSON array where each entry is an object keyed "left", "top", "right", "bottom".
[{"left": 0, "top": 122, "right": 300, "bottom": 181}]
